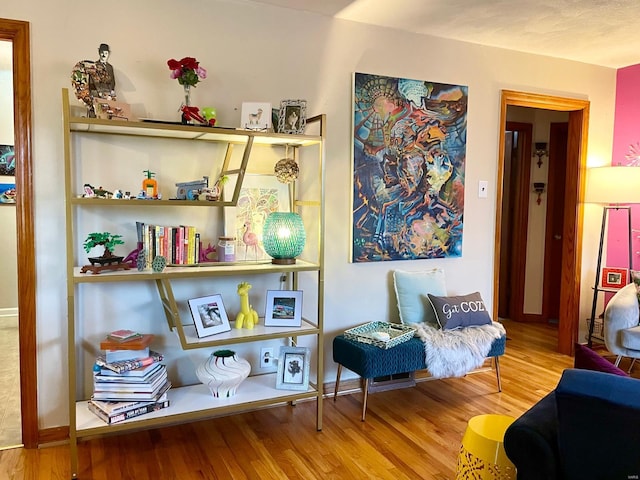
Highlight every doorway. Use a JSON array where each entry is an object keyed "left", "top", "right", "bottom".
[
  {"left": 493, "top": 90, "right": 589, "bottom": 355},
  {"left": 0, "top": 18, "right": 37, "bottom": 448}
]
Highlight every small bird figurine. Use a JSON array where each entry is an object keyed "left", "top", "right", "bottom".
[{"left": 242, "top": 221, "right": 259, "bottom": 260}]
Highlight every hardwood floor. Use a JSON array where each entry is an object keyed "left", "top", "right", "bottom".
[{"left": 0, "top": 320, "right": 635, "bottom": 479}]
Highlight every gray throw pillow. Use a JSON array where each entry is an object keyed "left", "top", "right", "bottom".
[{"left": 427, "top": 292, "right": 492, "bottom": 330}]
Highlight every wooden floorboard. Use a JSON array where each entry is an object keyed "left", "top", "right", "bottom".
[{"left": 1, "top": 320, "right": 637, "bottom": 479}]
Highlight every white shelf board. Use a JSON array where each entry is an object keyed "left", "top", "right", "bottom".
[
  {"left": 75, "top": 374, "right": 318, "bottom": 436},
  {"left": 174, "top": 320, "right": 319, "bottom": 348},
  {"left": 73, "top": 259, "right": 320, "bottom": 283}
]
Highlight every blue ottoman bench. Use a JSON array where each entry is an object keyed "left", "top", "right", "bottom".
[{"left": 333, "top": 334, "right": 506, "bottom": 421}]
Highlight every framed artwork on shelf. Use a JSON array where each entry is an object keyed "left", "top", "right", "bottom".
[
  {"left": 240, "top": 102, "right": 271, "bottom": 131},
  {"left": 601, "top": 267, "right": 628, "bottom": 289},
  {"left": 188, "top": 294, "right": 231, "bottom": 337},
  {"left": 264, "top": 290, "right": 303, "bottom": 327},
  {"left": 276, "top": 346, "right": 310, "bottom": 391},
  {"left": 224, "top": 174, "right": 291, "bottom": 262},
  {"left": 0, "top": 182, "right": 16, "bottom": 204},
  {"left": 277, "top": 99, "right": 307, "bottom": 134},
  {"left": 0, "top": 145, "right": 15, "bottom": 176}
]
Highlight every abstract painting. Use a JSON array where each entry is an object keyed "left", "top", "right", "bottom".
[
  {"left": 351, "top": 72, "right": 468, "bottom": 262},
  {"left": 0, "top": 145, "right": 15, "bottom": 177}
]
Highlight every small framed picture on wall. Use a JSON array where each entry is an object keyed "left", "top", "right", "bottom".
[{"left": 601, "top": 267, "right": 628, "bottom": 289}]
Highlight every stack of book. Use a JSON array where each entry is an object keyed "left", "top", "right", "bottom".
[{"left": 88, "top": 330, "right": 171, "bottom": 424}]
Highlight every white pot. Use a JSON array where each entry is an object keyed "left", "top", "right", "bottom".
[{"left": 196, "top": 350, "right": 251, "bottom": 398}]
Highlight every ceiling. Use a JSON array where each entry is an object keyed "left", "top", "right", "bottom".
[{"left": 243, "top": 0, "right": 640, "bottom": 69}]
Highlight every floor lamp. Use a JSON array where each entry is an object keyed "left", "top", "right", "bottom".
[{"left": 585, "top": 166, "right": 640, "bottom": 347}]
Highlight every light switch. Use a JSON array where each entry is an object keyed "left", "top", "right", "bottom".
[{"left": 478, "top": 180, "right": 488, "bottom": 198}]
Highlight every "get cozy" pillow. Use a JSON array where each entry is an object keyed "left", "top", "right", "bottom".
[{"left": 427, "top": 292, "right": 492, "bottom": 330}]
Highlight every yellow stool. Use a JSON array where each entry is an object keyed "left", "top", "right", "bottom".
[{"left": 456, "top": 414, "right": 516, "bottom": 480}]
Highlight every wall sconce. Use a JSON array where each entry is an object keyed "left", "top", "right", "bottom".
[
  {"left": 263, "top": 212, "right": 306, "bottom": 264},
  {"left": 533, "top": 182, "right": 546, "bottom": 205},
  {"left": 534, "top": 142, "right": 548, "bottom": 168}
]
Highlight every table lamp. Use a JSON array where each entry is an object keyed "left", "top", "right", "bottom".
[{"left": 263, "top": 212, "right": 306, "bottom": 264}]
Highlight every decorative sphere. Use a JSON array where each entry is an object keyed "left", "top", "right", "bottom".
[
  {"left": 202, "top": 107, "right": 217, "bottom": 121},
  {"left": 274, "top": 158, "right": 299, "bottom": 184},
  {"left": 263, "top": 212, "right": 306, "bottom": 263}
]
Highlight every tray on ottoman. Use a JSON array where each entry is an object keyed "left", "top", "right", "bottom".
[{"left": 344, "top": 321, "right": 415, "bottom": 349}]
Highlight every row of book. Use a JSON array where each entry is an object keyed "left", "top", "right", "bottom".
[
  {"left": 136, "top": 221, "right": 202, "bottom": 267},
  {"left": 89, "top": 330, "right": 171, "bottom": 425}
]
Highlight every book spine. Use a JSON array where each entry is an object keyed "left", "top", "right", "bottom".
[
  {"left": 89, "top": 400, "right": 170, "bottom": 425},
  {"left": 188, "top": 226, "right": 196, "bottom": 264},
  {"left": 194, "top": 233, "right": 201, "bottom": 264}
]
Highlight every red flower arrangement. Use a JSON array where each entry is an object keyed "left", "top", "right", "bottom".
[{"left": 167, "top": 57, "right": 207, "bottom": 87}]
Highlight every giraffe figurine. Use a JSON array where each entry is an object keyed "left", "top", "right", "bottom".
[{"left": 235, "top": 282, "right": 259, "bottom": 329}]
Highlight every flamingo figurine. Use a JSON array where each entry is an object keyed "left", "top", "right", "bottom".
[{"left": 242, "top": 221, "right": 259, "bottom": 260}]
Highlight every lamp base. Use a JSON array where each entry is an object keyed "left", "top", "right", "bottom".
[{"left": 271, "top": 258, "right": 296, "bottom": 265}]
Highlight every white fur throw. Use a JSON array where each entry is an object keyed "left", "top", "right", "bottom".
[{"left": 413, "top": 321, "right": 506, "bottom": 378}]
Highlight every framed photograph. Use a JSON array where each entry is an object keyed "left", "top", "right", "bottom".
[
  {"left": 277, "top": 100, "right": 307, "bottom": 134},
  {"left": 0, "top": 182, "right": 16, "bottom": 204},
  {"left": 240, "top": 102, "right": 271, "bottom": 131},
  {"left": 602, "top": 267, "right": 628, "bottom": 289},
  {"left": 188, "top": 294, "right": 231, "bottom": 337},
  {"left": 0, "top": 145, "right": 15, "bottom": 176},
  {"left": 264, "top": 290, "right": 303, "bottom": 327},
  {"left": 276, "top": 346, "right": 310, "bottom": 391},
  {"left": 223, "top": 174, "right": 291, "bottom": 262}
]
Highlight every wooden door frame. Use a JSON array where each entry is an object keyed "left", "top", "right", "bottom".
[
  {"left": 493, "top": 90, "right": 589, "bottom": 355},
  {"left": 0, "top": 19, "right": 37, "bottom": 448}
]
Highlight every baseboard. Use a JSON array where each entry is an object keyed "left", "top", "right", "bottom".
[
  {"left": 0, "top": 308, "right": 18, "bottom": 317},
  {"left": 38, "top": 426, "right": 69, "bottom": 447}
]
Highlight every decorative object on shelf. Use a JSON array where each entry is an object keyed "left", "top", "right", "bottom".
[
  {"left": 224, "top": 174, "right": 291, "bottom": 262},
  {"left": 277, "top": 100, "right": 307, "bottom": 134},
  {"left": 274, "top": 146, "right": 299, "bottom": 184},
  {"left": 217, "top": 236, "right": 236, "bottom": 262},
  {"left": 93, "top": 98, "right": 134, "bottom": 121},
  {"left": 188, "top": 294, "right": 231, "bottom": 337},
  {"left": 167, "top": 56, "right": 207, "bottom": 124},
  {"left": 80, "top": 232, "right": 131, "bottom": 274},
  {"left": 152, "top": 255, "right": 167, "bottom": 273},
  {"left": 601, "top": 267, "right": 628, "bottom": 289},
  {"left": 533, "top": 142, "right": 548, "bottom": 168},
  {"left": 584, "top": 165, "right": 640, "bottom": 346},
  {"left": 199, "top": 242, "right": 216, "bottom": 263},
  {"left": 142, "top": 170, "right": 158, "bottom": 198},
  {"left": 71, "top": 43, "right": 116, "bottom": 118},
  {"left": 201, "top": 107, "right": 217, "bottom": 126},
  {"left": 136, "top": 249, "right": 146, "bottom": 271},
  {"left": 199, "top": 175, "right": 228, "bottom": 202},
  {"left": 196, "top": 349, "right": 251, "bottom": 398},
  {"left": 240, "top": 102, "right": 271, "bottom": 131},
  {"left": 235, "top": 282, "right": 259, "bottom": 329},
  {"left": 276, "top": 346, "right": 310, "bottom": 391},
  {"left": 264, "top": 290, "right": 303, "bottom": 327},
  {"left": 263, "top": 212, "right": 306, "bottom": 264},
  {"left": 175, "top": 176, "right": 209, "bottom": 200},
  {"left": 533, "top": 182, "right": 545, "bottom": 205},
  {"left": 352, "top": 72, "right": 467, "bottom": 262}
]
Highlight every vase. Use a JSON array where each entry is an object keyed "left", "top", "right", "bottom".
[
  {"left": 182, "top": 84, "right": 191, "bottom": 124},
  {"left": 196, "top": 350, "right": 251, "bottom": 398}
]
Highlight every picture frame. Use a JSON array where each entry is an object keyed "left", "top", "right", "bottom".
[
  {"left": 276, "top": 346, "right": 310, "bottom": 391},
  {"left": 264, "top": 290, "right": 303, "bottom": 327},
  {"left": 277, "top": 100, "right": 307, "bottom": 134},
  {"left": 188, "top": 294, "right": 231, "bottom": 337},
  {"left": 223, "top": 174, "right": 291, "bottom": 262},
  {"left": 602, "top": 267, "right": 628, "bottom": 289},
  {"left": 0, "top": 182, "right": 16, "bottom": 204},
  {"left": 240, "top": 102, "right": 272, "bottom": 131}
]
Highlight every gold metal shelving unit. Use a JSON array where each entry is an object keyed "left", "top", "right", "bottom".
[{"left": 62, "top": 88, "right": 325, "bottom": 479}]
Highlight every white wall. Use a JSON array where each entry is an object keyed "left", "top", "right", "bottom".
[
  {"left": 0, "top": 39, "right": 17, "bottom": 312},
  {"left": 3, "top": 0, "right": 616, "bottom": 429}
]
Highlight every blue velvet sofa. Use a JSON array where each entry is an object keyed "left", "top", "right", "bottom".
[{"left": 503, "top": 366, "right": 640, "bottom": 480}]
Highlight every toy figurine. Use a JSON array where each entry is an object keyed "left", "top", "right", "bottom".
[
  {"left": 235, "top": 282, "right": 258, "bottom": 329},
  {"left": 142, "top": 170, "right": 158, "bottom": 198}
]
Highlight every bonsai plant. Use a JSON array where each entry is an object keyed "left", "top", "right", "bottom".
[{"left": 83, "top": 232, "right": 124, "bottom": 260}]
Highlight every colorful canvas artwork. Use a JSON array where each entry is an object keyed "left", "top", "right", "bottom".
[
  {"left": 351, "top": 73, "right": 468, "bottom": 262},
  {"left": 0, "top": 183, "right": 16, "bottom": 204},
  {"left": 0, "top": 145, "right": 15, "bottom": 176}
]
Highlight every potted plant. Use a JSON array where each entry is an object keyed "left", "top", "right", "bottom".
[{"left": 83, "top": 232, "right": 125, "bottom": 265}]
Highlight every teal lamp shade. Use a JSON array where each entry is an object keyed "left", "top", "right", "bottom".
[{"left": 263, "top": 212, "right": 306, "bottom": 264}]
